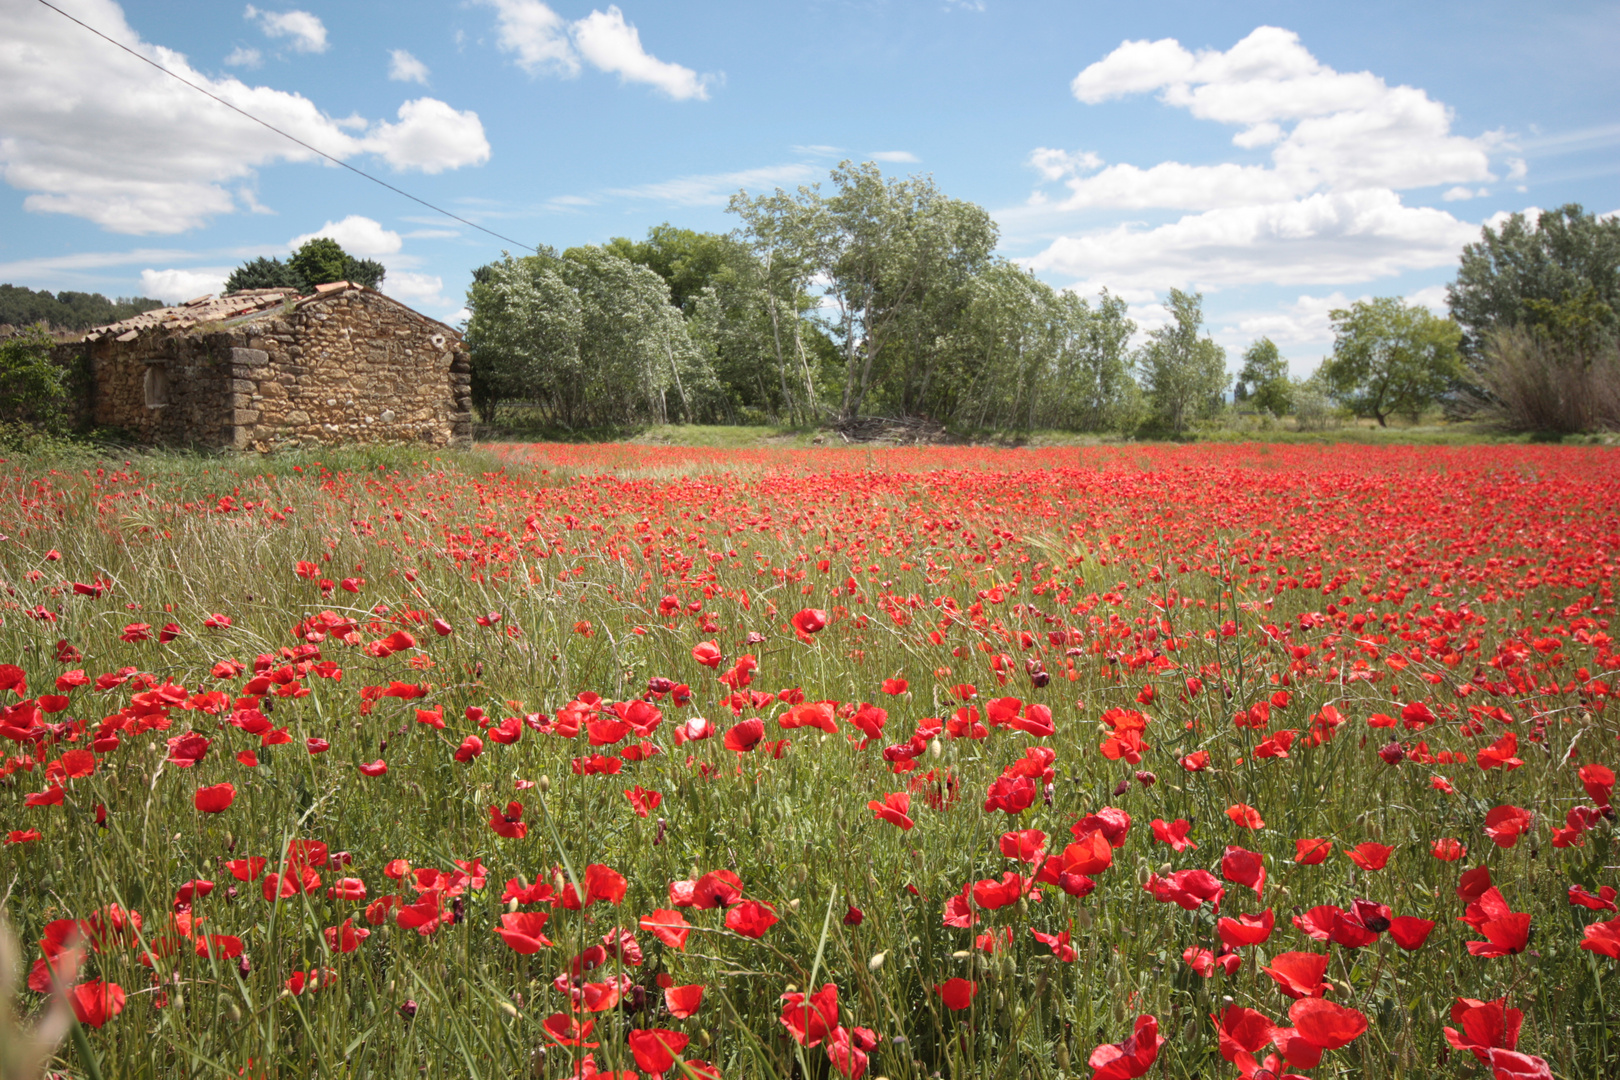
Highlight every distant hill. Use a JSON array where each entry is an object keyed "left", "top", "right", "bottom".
[{"left": 0, "top": 283, "right": 166, "bottom": 332}]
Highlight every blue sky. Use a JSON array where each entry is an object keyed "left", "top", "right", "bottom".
[{"left": 2, "top": 0, "right": 1617, "bottom": 374}]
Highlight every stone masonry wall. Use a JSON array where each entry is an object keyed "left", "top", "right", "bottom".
[
  {"left": 62, "top": 287, "right": 471, "bottom": 451},
  {"left": 75, "top": 332, "right": 234, "bottom": 445},
  {"left": 229, "top": 288, "right": 472, "bottom": 452}
]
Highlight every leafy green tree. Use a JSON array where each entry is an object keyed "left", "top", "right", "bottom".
[
  {"left": 1237, "top": 337, "right": 1292, "bottom": 416},
  {"left": 465, "top": 246, "right": 713, "bottom": 428},
  {"left": 0, "top": 328, "right": 71, "bottom": 434},
  {"left": 1448, "top": 203, "right": 1620, "bottom": 360},
  {"left": 1137, "top": 289, "right": 1228, "bottom": 435},
  {"left": 1320, "top": 298, "right": 1463, "bottom": 425},
  {"left": 224, "top": 240, "right": 386, "bottom": 296},
  {"left": 0, "top": 285, "right": 162, "bottom": 330},
  {"left": 223, "top": 257, "right": 302, "bottom": 294}
]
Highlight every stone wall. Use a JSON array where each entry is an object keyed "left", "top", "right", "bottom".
[
  {"left": 58, "top": 286, "right": 471, "bottom": 451},
  {"left": 225, "top": 287, "right": 471, "bottom": 452}
]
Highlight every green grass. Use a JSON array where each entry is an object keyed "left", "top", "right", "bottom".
[{"left": 0, "top": 444, "right": 1614, "bottom": 1080}]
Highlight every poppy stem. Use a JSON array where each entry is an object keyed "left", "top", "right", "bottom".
[{"left": 70, "top": 1014, "right": 104, "bottom": 1080}]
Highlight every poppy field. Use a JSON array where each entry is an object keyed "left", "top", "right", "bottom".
[{"left": 0, "top": 440, "right": 1618, "bottom": 1080}]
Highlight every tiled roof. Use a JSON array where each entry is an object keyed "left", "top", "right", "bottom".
[{"left": 80, "top": 286, "right": 337, "bottom": 342}]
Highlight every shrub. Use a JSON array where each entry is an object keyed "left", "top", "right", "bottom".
[
  {"left": 1473, "top": 327, "right": 1620, "bottom": 433},
  {"left": 0, "top": 329, "right": 71, "bottom": 435}
]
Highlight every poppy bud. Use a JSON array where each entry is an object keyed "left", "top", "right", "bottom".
[
  {"left": 452, "top": 897, "right": 465, "bottom": 924},
  {"left": 929, "top": 739, "right": 941, "bottom": 759},
  {"left": 1135, "top": 771, "right": 1157, "bottom": 787},
  {"left": 653, "top": 818, "right": 667, "bottom": 846},
  {"left": 868, "top": 952, "right": 886, "bottom": 971},
  {"left": 226, "top": 886, "right": 238, "bottom": 903},
  {"left": 538, "top": 775, "right": 551, "bottom": 794},
  {"left": 746, "top": 631, "right": 766, "bottom": 645},
  {"left": 399, "top": 1000, "right": 417, "bottom": 1020},
  {"left": 238, "top": 955, "right": 251, "bottom": 977},
  {"left": 1377, "top": 741, "right": 1405, "bottom": 765},
  {"left": 1113, "top": 777, "right": 1130, "bottom": 797}
]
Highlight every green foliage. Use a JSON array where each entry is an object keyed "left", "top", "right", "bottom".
[
  {"left": 1136, "top": 289, "right": 1228, "bottom": 436},
  {"left": 224, "top": 240, "right": 386, "bottom": 297},
  {"left": 1321, "top": 298, "right": 1464, "bottom": 426},
  {"left": 467, "top": 246, "right": 713, "bottom": 429},
  {"left": 1448, "top": 203, "right": 1620, "bottom": 360},
  {"left": 0, "top": 284, "right": 162, "bottom": 331},
  {"left": 223, "top": 257, "right": 302, "bottom": 294},
  {"left": 1237, "top": 337, "right": 1292, "bottom": 416},
  {"left": 0, "top": 329, "right": 71, "bottom": 436}
]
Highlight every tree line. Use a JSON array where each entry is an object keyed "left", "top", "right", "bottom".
[
  {"left": 0, "top": 285, "right": 162, "bottom": 333},
  {"left": 467, "top": 161, "right": 1619, "bottom": 435}
]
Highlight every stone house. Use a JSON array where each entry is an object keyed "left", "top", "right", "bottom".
[{"left": 56, "top": 283, "right": 471, "bottom": 451}]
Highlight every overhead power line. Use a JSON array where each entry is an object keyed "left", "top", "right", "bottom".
[{"left": 35, "top": 0, "right": 538, "bottom": 252}]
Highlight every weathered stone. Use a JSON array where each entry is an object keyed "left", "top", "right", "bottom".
[{"left": 231, "top": 347, "right": 269, "bottom": 367}]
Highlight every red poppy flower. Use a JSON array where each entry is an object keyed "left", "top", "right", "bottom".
[
  {"left": 791, "top": 608, "right": 829, "bottom": 636},
  {"left": 323, "top": 919, "right": 369, "bottom": 954},
  {"left": 725, "top": 899, "right": 778, "bottom": 938},
  {"left": 194, "top": 782, "right": 235, "bottom": 813},
  {"left": 1261, "top": 951, "right": 1330, "bottom": 999},
  {"left": 1143, "top": 868, "right": 1224, "bottom": 911},
  {"left": 1431, "top": 838, "right": 1466, "bottom": 862},
  {"left": 624, "top": 786, "right": 662, "bottom": 818},
  {"left": 881, "top": 677, "right": 908, "bottom": 694},
  {"left": 664, "top": 983, "right": 704, "bottom": 1019},
  {"left": 1457, "top": 865, "right": 1494, "bottom": 901},
  {"left": 780, "top": 983, "right": 838, "bottom": 1046},
  {"left": 5, "top": 829, "right": 41, "bottom": 845},
  {"left": 542, "top": 1013, "right": 598, "bottom": 1047},
  {"left": 1073, "top": 807, "right": 1131, "bottom": 848},
  {"left": 328, "top": 877, "right": 366, "bottom": 902},
  {"left": 692, "top": 641, "right": 723, "bottom": 669},
  {"left": 1088, "top": 1014, "right": 1164, "bottom": 1080},
  {"left": 1579, "top": 763, "right": 1615, "bottom": 807},
  {"left": 487, "top": 802, "right": 527, "bottom": 839},
  {"left": 1031, "top": 928, "right": 1076, "bottom": 962},
  {"left": 983, "top": 774, "right": 1037, "bottom": 815},
  {"left": 1294, "top": 838, "right": 1331, "bottom": 865},
  {"left": 582, "top": 863, "right": 627, "bottom": 906},
  {"left": 1464, "top": 888, "right": 1531, "bottom": 957},
  {"left": 453, "top": 735, "right": 484, "bottom": 763},
  {"left": 1226, "top": 804, "right": 1265, "bottom": 829},
  {"left": 1477, "top": 731, "right": 1523, "bottom": 771},
  {"left": 724, "top": 717, "right": 765, "bottom": 751},
  {"left": 670, "top": 869, "right": 744, "bottom": 909},
  {"left": 1343, "top": 842, "right": 1393, "bottom": 871},
  {"left": 1481, "top": 1048, "right": 1554, "bottom": 1080},
  {"left": 627, "top": 1028, "right": 690, "bottom": 1074},
  {"left": 999, "top": 828, "right": 1048, "bottom": 862},
  {"left": 1580, "top": 917, "right": 1620, "bottom": 959},
  {"left": 1570, "top": 884, "right": 1619, "bottom": 912},
  {"left": 1147, "top": 818, "right": 1195, "bottom": 853},
  {"left": 1289, "top": 997, "right": 1368, "bottom": 1050},
  {"left": 1217, "top": 909, "right": 1275, "bottom": 948},
  {"left": 1444, "top": 996, "right": 1523, "bottom": 1058},
  {"left": 1180, "top": 751, "right": 1210, "bottom": 772},
  {"left": 1387, "top": 915, "right": 1436, "bottom": 950},
  {"left": 1212, "top": 1004, "right": 1276, "bottom": 1062},
  {"left": 637, "top": 909, "right": 692, "bottom": 951},
  {"left": 166, "top": 732, "right": 211, "bottom": 768},
  {"left": 1483, "top": 805, "right": 1533, "bottom": 848},
  {"left": 68, "top": 981, "right": 126, "bottom": 1027},
  {"left": 868, "top": 792, "right": 914, "bottom": 831},
  {"left": 495, "top": 911, "right": 553, "bottom": 953},
  {"left": 1221, "top": 846, "right": 1265, "bottom": 897},
  {"left": 358, "top": 760, "right": 388, "bottom": 777},
  {"left": 935, "top": 977, "right": 977, "bottom": 1011}
]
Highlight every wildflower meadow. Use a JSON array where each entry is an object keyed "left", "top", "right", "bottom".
[{"left": 0, "top": 441, "right": 1616, "bottom": 1080}]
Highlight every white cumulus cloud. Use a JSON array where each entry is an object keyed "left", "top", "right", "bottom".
[
  {"left": 604, "top": 163, "right": 818, "bottom": 206},
  {"left": 243, "top": 5, "right": 328, "bottom": 54},
  {"left": 361, "top": 98, "right": 491, "bottom": 174},
  {"left": 1026, "top": 189, "right": 1481, "bottom": 292},
  {"left": 224, "top": 46, "right": 262, "bottom": 68},
  {"left": 139, "top": 267, "right": 231, "bottom": 303},
  {"left": 383, "top": 271, "right": 449, "bottom": 309},
  {"left": 388, "top": 49, "right": 430, "bottom": 85},
  {"left": 479, "top": 0, "right": 712, "bottom": 100},
  {"left": 868, "top": 150, "right": 919, "bottom": 163},
  {"left": 0, "top": 0, "right": 490, "bottom": 234},
  {"left": 290, "top": 216, "right": 403, "bottom": 258},
  {"left": 1053, "top": 27, "right": 1499, "bottom": 212}
]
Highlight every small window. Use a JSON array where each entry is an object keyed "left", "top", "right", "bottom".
[{"left": 144, "top": 365, "right": 170, "bottom": 409}]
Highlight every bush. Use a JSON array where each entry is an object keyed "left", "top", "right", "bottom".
[
  {"left": 1292, "top": 379, "right": 1338, "bottom": 432},
  {"left": 0, "top": 329, "right": 71, "bottom": 434},
  {"left": 1472, "top": 327, "right": 1620, "bottom": 433}
]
